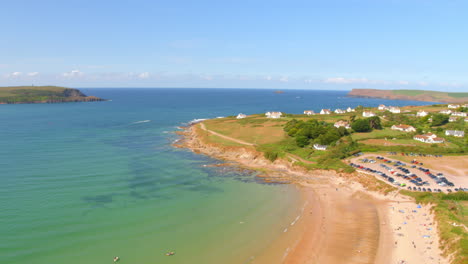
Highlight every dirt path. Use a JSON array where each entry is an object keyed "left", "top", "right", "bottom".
[{"left": 199, "top": 123, "right": 255, "bottom": 146}]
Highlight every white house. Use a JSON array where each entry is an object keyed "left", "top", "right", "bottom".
[
  {"left": 362, "top": 111, "right": 376, "bottom": 117},
  {"left": 449, "top": 116, "right": 458, "bottom": 122},
  {"left": 378, "top": 104, "right": 387, "bottom": 110},
  {"left": 320, "top": 109, "right": 331, "bottom": 115},
  {"left": 445, "top": 130, "right": 465, "bottom": 137},
  {"left": 391, "top": 124, "right": 416, "bottom": 132},
  {"left": 334, "top": 109, "right": 346, "bottom": 114},
  {"left": 313, "top": 144, "right": 327, "bottom": 150},
  {"left": 334, "top": 120, "right": 351, "bottom": 129},
  {"left": 416, "top": 110, "right": 428, "bottom": 117},
  {"left": 465, "top": 117, "right": 468, "bottom": 122},
  {"left": 236, "top": 113, "right": 247, "bottom": 119},
  {"left": 303, "top": 110, "right": 315, "bottom": 116},
  {"left": 448, "top": 104, "right": 460, "bottom": 109},
  {"left": 439, "top": 109, "right": 452, "bottom": 115},
  {"left": 265, "top": 112, "right": 282, "bottom": 118},
  {"left": 389, "top": 106, "right": 401, "bottom": 114},
  {"left": 413, "top": 133, "right": 445, "bottom": 143},
  {"left": 452, "top": 112, "right": 467, "bottom": 117},
  {"left": 346, "top": 107, "right": 355, "bottom": 112}
]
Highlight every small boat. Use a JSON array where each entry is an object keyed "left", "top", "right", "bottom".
[{"left": 113, "top": 257, "right": 120, "bottom": 262}]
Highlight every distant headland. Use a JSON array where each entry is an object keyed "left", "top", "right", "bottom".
[
  {"left": 0, "top": 86, "right": 105, "bottom": 104},
  {"left": 348, "top": 88, "right": 468, "bottom": 103}
]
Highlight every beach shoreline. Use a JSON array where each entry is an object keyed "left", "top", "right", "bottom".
[{"left": 174, "top": 124, "right": 449, "bottom": 264}]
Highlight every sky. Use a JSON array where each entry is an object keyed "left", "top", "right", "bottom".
[{"left": 1, "top": 0, "right": 467, "bottom": 91}]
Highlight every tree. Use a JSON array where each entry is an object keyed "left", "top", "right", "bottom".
[
  {"left": 295, "top": 135, "right": 309, "bottom": 147},
  {"left": 352, "top": 119, "right": 371, "bottom": 132},
  {"left": 368, "top": 116, "right": 382, "bottom": 129},
  {"left": 431, "top": 114, "right": 449, "bottom": 126}
]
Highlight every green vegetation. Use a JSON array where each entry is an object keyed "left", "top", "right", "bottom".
[
  {"left": 284, "top": 119, "right": 349, "bottom": 146},
  {"left": 0, "top": 86, "right": 103, "bottom": 104},
  {"left": 401, "top": 191, "right": 468, "bottom": 264}
]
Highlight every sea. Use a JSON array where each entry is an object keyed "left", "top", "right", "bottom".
[{"left": 0, "top": 88, "right": 435, "bottom": 264}]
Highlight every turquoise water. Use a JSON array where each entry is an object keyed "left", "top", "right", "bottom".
[{"left": 0, "top": 89, "right": 434, "bottom": 263}]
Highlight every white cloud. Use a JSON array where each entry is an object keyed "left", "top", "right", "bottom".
[
  {"left": 324, "top": 77, "right": 370, "bottom": 84},
  {"left": 279, "top": 76, "right": 289, "bottom": 82},
  {"left": 138, "top": 72, "right": 150, "bottom": 79},
  {"left": 304, "top": 79, "right": 313, "bottom": 83},
  {"left": 62, "top": 70, "right": 84, "bottom": 78},
  {"left": 397, "top": 81, "right": 409, "bottom": 85},
  {"left": 418, "top": 81, "right": 428, "bottom": 86},
  {"left": 264, "top": 76, "right": 272, "bottom": 81},
  {"left": 27, "top": 72, "right": 39, "bottom": 77},
  {"left": 200, "top": 74, "right": 213, "bottom": 81}
]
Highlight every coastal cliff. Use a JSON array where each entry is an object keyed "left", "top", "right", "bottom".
[
  {"left": 0, "top": 86, "right": 106, "bottom": 104},
  {"left": 348, "top": 88, "right": 468, "bottom": 103}
]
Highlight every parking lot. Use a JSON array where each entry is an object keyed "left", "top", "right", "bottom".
[{"left": 349, "top": 154, "right": 467, "bottom": 193}]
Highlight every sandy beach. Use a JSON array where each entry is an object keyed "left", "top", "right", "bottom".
[{"left": 175, "top": 124, "right": 450, "bottom": 264}]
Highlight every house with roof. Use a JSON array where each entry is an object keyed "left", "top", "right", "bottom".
[
  {"left": 334, "top": 109, "right": 346, "bottom": 114},
  {"left": 449, "top": 116, "right": 458, "bottom": 122},
  {"left": 362, "top": 111, "right": 376, "bottom": 117},
  {"left": 463, "top": 104, "right": 468, "bottom": 108},
  {"left": 320, "top": 109, "right": 331, "bottom": 115},
  {"left": 416, "top": 110, "right": 428, "bottom": 117},
  {"left": 391, "top": 124, "right": 416, "bottom": 132},
  {"left": 303, "top": 110, "right": 315, "bottom": 116},
  {"left": 389, "top": 106, "right": 401, "bottom": 114},
  {"left": 236, "top": 113, "right": 247, "bottom": 119},
  {"left": 452, "top": 112, "right": 467, "bottom": 117},
  {"left": 445, "top": 130, "right": 465, "bottom": 137},
  {"left": 413, "top": 133, "right": 445, "bottom": 143},
  {"left": 465, "top": 117, "right": 468, "bottom": 122},
  {"left": 378, "top": 104, "right": 387, "bottom": 110},
  {"left": 265, "top": 112, "right": 282, "bottom": 118},
  {"left": 334, "top": 120, "right": 351, "bottom": 129},
  {"left": 313, "top": 144, "right": 327, "bottom": 150},
  {"left": 439, "top": 109, "right": 452, "bottom": 115},
  {"left": 448, "top": 104, "right": 460, "bottom": 109},
  {"left": 346, "top": 107, "right": 355, "bottom": 112}
]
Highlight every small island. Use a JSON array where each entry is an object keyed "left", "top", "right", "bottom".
[
  {"left": 348, "top": 88, "right": 468, "bottom": 103},
  {"left": 0, "top": 86, "right": 105, "bottom": 104}
]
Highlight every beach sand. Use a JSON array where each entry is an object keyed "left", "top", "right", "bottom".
[{"left": 175, "top": 124, "right": 450, "bottom": 264}]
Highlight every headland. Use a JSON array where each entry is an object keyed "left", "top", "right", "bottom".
[
  {"left": 348, "top": 89, "right": 468, "bottom": 103},
  {"left": 0, "top": 86, "right": 105, "bottom": 104},
  {"left": 175, "top": 102, "right": 467, "bottom": 263}
]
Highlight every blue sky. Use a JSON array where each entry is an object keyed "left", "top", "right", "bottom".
[{"left": 1, "top": 0, "right": 467, "bottom": 91}]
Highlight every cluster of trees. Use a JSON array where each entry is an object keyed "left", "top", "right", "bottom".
[
  {"left": 351, "top": 116, "right": 382, "bottom": 132},
  {"left": 284, "top": 119, "right": 349, "bottom": 147}
]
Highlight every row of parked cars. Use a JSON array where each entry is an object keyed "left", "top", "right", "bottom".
[{"left": 354, "top": 156, "right": 466, "bottom": 193}]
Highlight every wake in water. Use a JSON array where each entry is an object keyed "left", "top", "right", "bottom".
[{"left": 132, "top": 120, "right": 151, "bottom": 124}]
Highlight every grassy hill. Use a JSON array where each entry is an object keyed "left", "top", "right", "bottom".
[
  {"left": 0, "top": 86, "right": 104, "bottom": 104},
  {"left": 348, "top": 89, "right": 468, "bottom": 103}
]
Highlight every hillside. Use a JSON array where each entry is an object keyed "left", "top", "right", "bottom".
[
  {"left": 348, "top": 89, "right": 468, "bottom": 103},
  {"left": 0, "top": 86, "right": 105, "bottom": 104}
]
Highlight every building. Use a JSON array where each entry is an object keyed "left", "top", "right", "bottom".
[
  {"left": 304, "top": 110, "right": 315, "bottom": 116},
  {"left": 463, "top": 104, "right": 468, "bottom": 108},
  {"left": 445, "top": 130, "right": 465, "bottom": 137},
  {"left": 389, "top": 106, "right": 401, "bottom": 114},
  {"left": 334, "top": 120, "right": 351, "bottom": 129},
  {"left": 236, "top": 113, "right": 247, "bottom": 119},
  {"left": 346, "top": 107, "right": 355, "bottom": 112},
  {"left": 362, "top": 111, "right": 376, "bottom": 117},
  {"left": 413, "top": 133, "right": 445, "bottom": 143},
  {"left": 449, "top": 116, "right": 458, "bottom": 122},
  {"left": 334, "top": 109, "right": 346, "bottom": 114},
  {"left": 320, "top": 109, "right": 331, "bottom": 115},
  {"left": 448, "top": 104, "right": 460, "bottom": 109},
  {"left": 465, "top": 117, "right": 468, "bottom": 122},
  {"left": 391, "top": 124, "right": 416, "bottom": 132},
  {"left": 416, "top": 110, "right": 428, "bottom": 117},
  {"left": 378, "top": 104, "right": 387, "bottom": 110},
  {"left": 452, "top": 112, "right": 467, "bottom": 117},
  {"left": 265, "top": 112, "right": 282, "bottom": 118},
  {"left": 439, "top": 109, "right": 452, "bottom": 115},
  {"left": 313, "top": 144, "right": 327, "bottom": 150}
]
